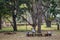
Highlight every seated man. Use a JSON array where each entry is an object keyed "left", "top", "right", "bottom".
[
  {"left": 26, "top": 31, "right": 33, "bottom": 36},
  {"left": 26, "top": 28, "right": 36, "bottom": 36},
  {"left": 31, "top": 28, "right": 36, "bottom": 33},
  {"left": 47, "top": 31, "right": 52, "bottom": 34}
]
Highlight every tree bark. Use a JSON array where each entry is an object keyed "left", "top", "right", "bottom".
[
  {"left": 31, "top": 0, "right": 37, "bottom": 30},
  {"left": 12, "top": 13, "right": 17, "bottom": 31},
  {"left": 12, "top": 0, "right": 18, "bottom": 31},
  {"left": 37, "top": 0, "right": 42, "bottom": 33},
  {"left": 32, "top": 16, "right": 36, "bottom": 30},
  {"left": 37, "top": 15, "right": 42, "bottom": 33},
  {"left": 46, "top": 20, "right": 51, "bottom": 27},
  {"left": 0, "top": 14, "right": 2, "bottom": 29},
  {"left": 57, "top": 24, "right": 59, "bottom": 30}
]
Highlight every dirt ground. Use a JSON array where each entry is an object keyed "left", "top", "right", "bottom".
[{"left": 0, "top": 31, "right": 60, "bottom": 40}]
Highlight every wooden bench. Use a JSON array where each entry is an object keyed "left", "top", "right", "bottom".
[
  {"left": 26, "top": 32, "right": 52, "bottom": 37},
  {"left": 26, "top": 32, "right": 42, "bottom": 37}
]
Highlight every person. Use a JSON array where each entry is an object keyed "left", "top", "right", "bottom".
[
  {"left": 31, "top": 28, "right": 36, "bottom": 33},
  {"left": 47, "top": 31, "right": 52, "bottom": 36}
]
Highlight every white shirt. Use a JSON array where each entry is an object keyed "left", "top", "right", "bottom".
[{"left": 32, "top": 29, "right": 35, "bottom": 33}]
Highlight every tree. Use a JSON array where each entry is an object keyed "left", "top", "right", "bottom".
[
  {"left": 0, "top": 0, "right": 10, "bottom": 29},
  {"left": 0, "top": 0, "right": 18, "bottom": 31},
  {"left": 0, "top": 1, "right": 4, "bottom": 29},
  {"left": 36, "top": 0, "right": 42, "bottom": 33},
  {"left": 0, "top": 14, "right": 2, "bottom": 29},
  {"left": 11, "top": 0, "right": 18, "bottom": 31},
  {"left": 42, "top": 0, "right": 57, "bottom": 27},
  {"left": 16, "top": 0, "right": 37, "bottom": 30},
  {"left": 31, "top": 0, "right": 37, "bottom": 30},
  {"left": 47, "top": 0, "right": 57, "bottom": 27}
]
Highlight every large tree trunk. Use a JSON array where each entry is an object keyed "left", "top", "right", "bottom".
[
  {"left": 0, "top": 14, "right": 2, "bottom": 29},
  {"left": 56, "top": 20, "right": 60, "bottom": 30},
  {"left": 45, "top": 13, "right": 51, "bottom": 27},
  {"left": 12, "top": 0, "right": 18, "bottom": 31},
  {"left": 37, "top": 0, "right": 42, "bottom": 33},
  {"left": 32, "top": 15, "right": 36, "bottom": 30},
  {"left": 46, "top": 20, "right": 51, "bottom": 27},
  {"left": 12, "top": 13, "right": 17, "bottom": 31},
  {"left": 37, "top": 15, "right": 42, "bottom": 33},
  {"left": 57, "top": 24, "right": 59, "bottom": 30},
  {"left": 31, "top": 0, "right": 37, "bottom": 30}
]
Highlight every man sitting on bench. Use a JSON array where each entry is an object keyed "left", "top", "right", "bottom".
[
  {"left": 26, "top": 28, "right": 36, "bottom": 36},
  {"left": 31, "top": 28, "right": 36, "bottom": 33}
]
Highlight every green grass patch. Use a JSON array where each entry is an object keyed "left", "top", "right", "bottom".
[
  {"left": 0, "top": 25, "right": 57, "bottom": 32},
  {"left": 0, "top": 27, "right": 13, "bottom": 32}
]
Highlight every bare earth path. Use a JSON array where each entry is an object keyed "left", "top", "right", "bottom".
[{"left": 0, "top": 31, "right": 60, "bottom": 40}]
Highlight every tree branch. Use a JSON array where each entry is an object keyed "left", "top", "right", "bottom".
[
  {"left": 20, "top": 16, "right": 33, "bottom": 26},
  {"left": 5, "top": 17, "right": 13, "bottom": 27}
]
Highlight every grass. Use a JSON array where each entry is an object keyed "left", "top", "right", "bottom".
[
  {"left": 0, "top": 24, "right": 57, "bottom": 32},
  {"left": 0, "top": 27, "right": 13, "bottom": 32}
]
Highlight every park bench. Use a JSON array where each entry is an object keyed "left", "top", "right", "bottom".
[{"left": 26, "top": 31, "right": 52, "bottom": 37}]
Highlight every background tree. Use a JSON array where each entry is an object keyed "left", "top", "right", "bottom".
[{"left": 0, "top": 0, "right": 11, "bottom": 29}]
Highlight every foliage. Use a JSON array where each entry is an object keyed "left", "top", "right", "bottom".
[
  {"left": 46, "top": 0, "right": 57, "bottom": 21},
  {"left": 0, "top": 0, "right": 12, "bottom": 17},
  {"left": 49, "top": 0, "right": 57, "bottom": 20}
]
